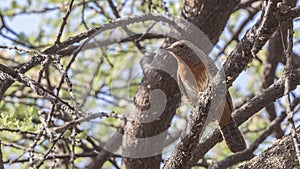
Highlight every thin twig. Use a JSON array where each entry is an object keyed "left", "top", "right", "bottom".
[
  {"left": 0, "top": 141, "right": 4, "bottom": 169},
  {"left": 0, "top": 45, "right": 45, "bottom": 56},
  {"left": 283, "top": 3, "right": 300, "bottom": 164},
  {"left": 55, "top": 0, "right": 75, "bottom": 44},
  {"left": 53, "top": 111, "right": 128, "bottom": 133}
]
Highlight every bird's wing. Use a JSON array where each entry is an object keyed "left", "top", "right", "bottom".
[
  {"left": 177, "top": 75, "right": 198, "bottom": 107},
  {"left": 225, "top": 92, "right": 233, "bottom": 112},
  {"left": 177, "top": 75, "right": 189, "bottom": 99}
]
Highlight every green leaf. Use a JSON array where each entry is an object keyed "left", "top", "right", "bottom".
[{"left": 76, "top": 130, "right": 88, "bottom": 139}]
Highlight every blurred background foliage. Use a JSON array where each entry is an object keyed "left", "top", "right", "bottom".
[{"left": 0, "top": 0, "right": 299, "bottom": 168}]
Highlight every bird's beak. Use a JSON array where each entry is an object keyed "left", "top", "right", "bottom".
[{"left": 165, "top": 46, "right": 175, "bottom": 53}]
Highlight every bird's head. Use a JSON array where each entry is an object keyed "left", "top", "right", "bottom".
[{"left": 165, "top": 41, "right": 199, "bottom": 64}]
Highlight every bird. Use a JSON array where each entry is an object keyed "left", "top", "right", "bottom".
[{"left": 165, "top": 40, "right": 246, "bottom": 153}]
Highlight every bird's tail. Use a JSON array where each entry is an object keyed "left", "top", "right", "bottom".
[
  {"left": 219, "top": 119, "right": 246, "bottom": 152},
  {"left": 218, "top": 95, "right": 246, "bottom": 153}
]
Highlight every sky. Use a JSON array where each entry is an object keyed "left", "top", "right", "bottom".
[
  {"left": 1, "top": 0, "right": 300, "bottom": 123},
  {"left": 1, "top": 1, "right": 300, "bottom": 167}
]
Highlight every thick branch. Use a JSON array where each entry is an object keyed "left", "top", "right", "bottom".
[
  {"left": 224, "top": 1, "right": 300, "bottom": 86},
  {"left": 121, "top": 68, "right": 181, "bottom": 169},
  {"left": 122, "top": 0, "right": 240, "bottom": 168},
  {"left": 169, "top": 1, "right": 300, "bottom": 167},
  {"left": 190, "top": 68, "right": 300, "bottom": 166},
  {"left": 182, "top": 0, "right": 239, "bottom": 45},
  {"left": 238, "top": 127, "right": 300, "bottom": 169}
]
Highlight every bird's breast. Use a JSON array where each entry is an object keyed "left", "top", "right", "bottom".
[
  {"left": 177, "top": 60, "right": 209, "bottom": 106},
  {"left": 178, "top": 61, "right": 208, "bottom": 91}
]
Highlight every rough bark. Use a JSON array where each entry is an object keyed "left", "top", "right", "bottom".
[
  {"left": 182, "top": 0, "right": 240, "bottom": 45},
  {"left": 121, "top": 69, "right": 181, "bottom": 169},
  {"left": 189, "top": 68, "right": 300, "bottom": 167},
  {"left": 262, "top": 0, "right": 296, "bottom": 140},
  {"left": 238, "top": 127, "right": 300, "bottom": 169},
  {"left": 121, "top": 0, "right": 240, "bottom": 168}
]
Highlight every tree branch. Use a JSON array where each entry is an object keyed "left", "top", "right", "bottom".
[
  {"left": 238, "top": 126, "right": 300, "bottom": 169},
  {"left": 190, "top": 68, "right": 300, "bottom": 166},
  {"left": 209, "top": 110, "right": 287, "bottom": 169},
  {"left": 224, "top": 1, "right": 300, "bottom": 86}
]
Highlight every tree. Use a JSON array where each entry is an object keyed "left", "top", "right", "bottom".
[{"left": 0, "top": 0, "right": 300, "bottom": 168}]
